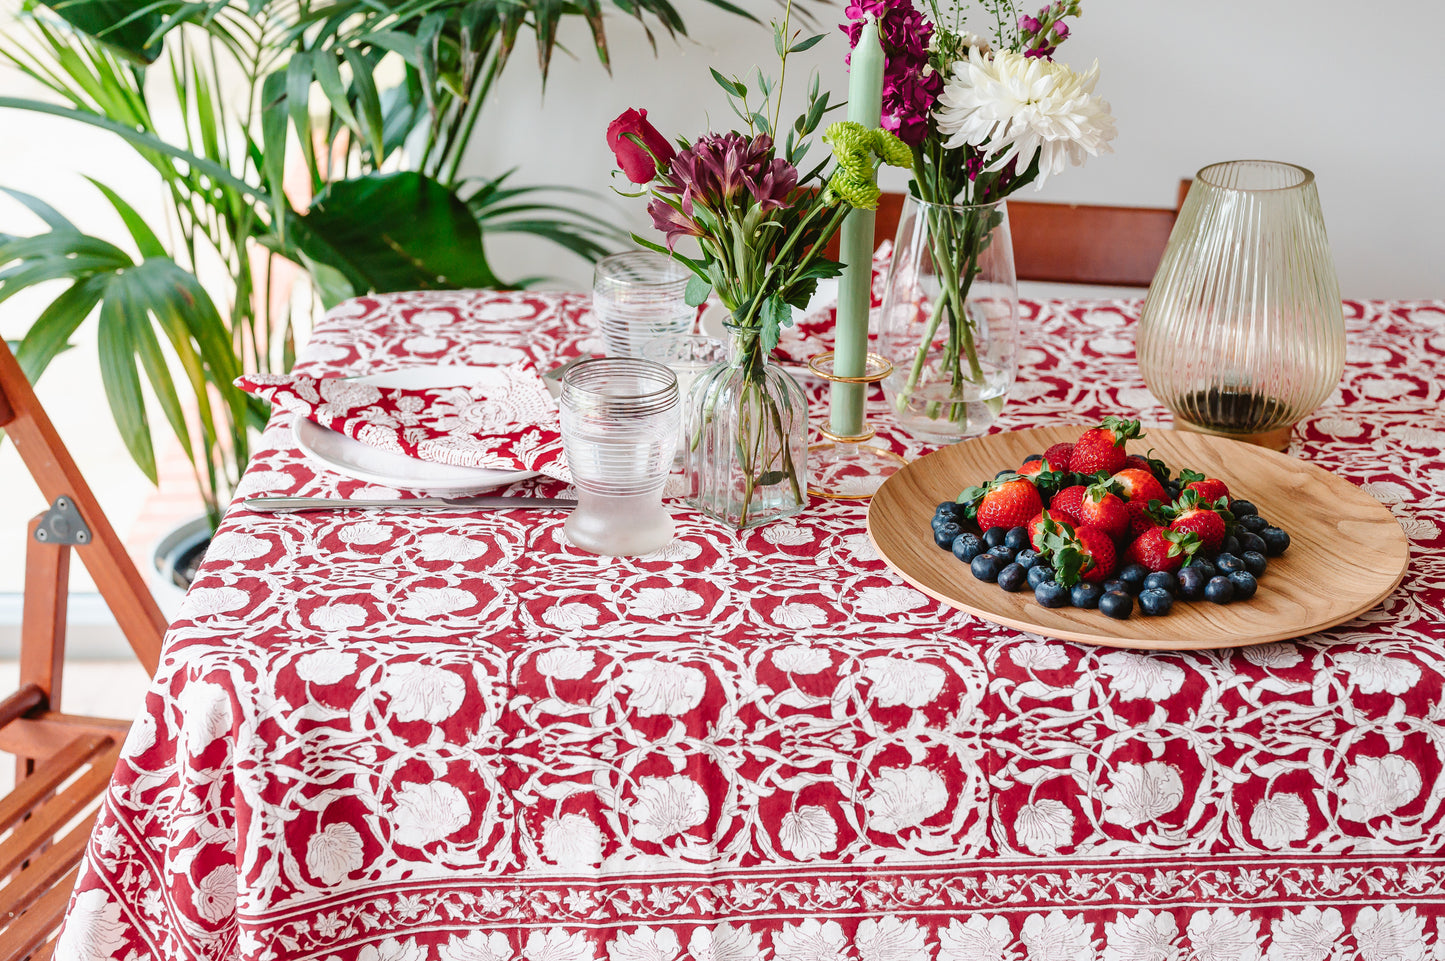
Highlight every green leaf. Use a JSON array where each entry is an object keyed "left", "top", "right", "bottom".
[
  {"left": 684, "top": 274, "right": 711, "bottom": 307},
  {"left": 789, "top": 33, "right": 824, "bottom": 53},
  {"left": 341, "top": 47, "right": 386, "bottom": 162},
  {"left": 759, "top": 293, "right": 790, "bottom": 354},
  {"left": 95, "top": 291, "right": 156, "bottom": 482},
  {"left": 83, "top": 177, "right": 166, "bottom": 259},
  {"left": 710, "top": 67, "right": 743, "bottom": 98},
  {"left": 38, "top": 0, "right": 167, "bottom": 64},
  {"left": 13, "top": 276, "right": 106, "bottom": 382},
  {"left": 312, "top": 48, "right": 359, "bottom": 133},
  {"left": 0, "top": 187, "right": 75, "bottom": 232},
  {"left": 297, "top": 172, "right": 501, "bottom": 292},
  {"left": 286, "top": 52, "right": 320, "bottom": 188}
]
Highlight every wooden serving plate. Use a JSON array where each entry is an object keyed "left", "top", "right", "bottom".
[{"left": 867, "top": 425, "right": 1410, "bottom": 650}]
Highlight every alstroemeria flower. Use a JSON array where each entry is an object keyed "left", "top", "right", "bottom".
[{"left": 647, "top": 198, "right": 704, "bottom": 251}]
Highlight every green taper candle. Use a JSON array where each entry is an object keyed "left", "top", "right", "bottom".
[{"left": 831, "top": 17, "right": 885, "bottom": 439}]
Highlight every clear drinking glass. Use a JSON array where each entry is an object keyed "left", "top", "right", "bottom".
[
  {"left": 1138, "top": 161, "right": 1344, "bottom": 449},
  {"left": 877, "top": 196, "right": 1019, "bottom": 444},
  {"left": 592, "top": 251, "right": 694, "bottom": 358},
  {"left": 559, "top": 358, "right": 679, "bottom": 556},
  {"left": 641, "top": 334, "right": 727, "bottom": 469}
]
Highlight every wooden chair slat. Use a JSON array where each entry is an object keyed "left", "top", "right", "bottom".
[
  {"left": 0, "top": 811, "right": 96, "bottom": 924},
  {"left": 0, "top": 738, "right": 115, "bottom": 863},
  {"left": 0, "top": 865, "right": 80, "bottom": 961},
  {"left": 0, "top": 687, "right": 45, "bottom": 733},
  {"left": 0, "top": 735, "right": 111, "bottom": 837}
]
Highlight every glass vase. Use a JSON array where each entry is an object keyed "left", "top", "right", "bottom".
[
  {"left": 878, "top": 195, "right": 1019, "bottom": 444},
  {"left": 1138, "top": 161, "right": 1344, "bottom": 450},
  {"left": 683, "top": 323, "right": 808, "bottom": 529}
]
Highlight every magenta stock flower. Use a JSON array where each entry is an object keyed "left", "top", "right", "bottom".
[{"left": 842, "top": 0, "right": 939, "bottom": 146}]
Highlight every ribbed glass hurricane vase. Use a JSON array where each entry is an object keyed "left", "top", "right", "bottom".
[{"left": 1138, "top": 161, "right": 1344, "bottom": 450}]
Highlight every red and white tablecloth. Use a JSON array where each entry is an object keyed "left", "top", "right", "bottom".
[{"left": 58, "top": 293, "right": 1445, "bottom": 961}]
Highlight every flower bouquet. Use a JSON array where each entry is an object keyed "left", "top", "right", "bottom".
[
  {"left": 607, "top": 9, "right": 908, "bottom": 528},
  {"left": 852, "top": 0, "right": 1117, "bottom": 441}
]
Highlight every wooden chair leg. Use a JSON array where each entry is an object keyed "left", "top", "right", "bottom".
[{"left": 17, "top": 517, "right": 69, "bottom": 784}]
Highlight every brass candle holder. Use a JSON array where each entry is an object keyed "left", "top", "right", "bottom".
[{"left": 806, "top": 350, "right": 907, "bottom": 500}]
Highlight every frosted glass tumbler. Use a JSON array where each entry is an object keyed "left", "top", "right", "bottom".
[
  {"left": 559, "top": 358, "right": 679, "bottom": 556},
  {"left": 593, "top": 251, "right": 694, "bottom": 357}
]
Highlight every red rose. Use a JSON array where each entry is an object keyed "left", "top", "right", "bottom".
[{"left": 606, "top": 108, "right": 676, "bottom": 184}]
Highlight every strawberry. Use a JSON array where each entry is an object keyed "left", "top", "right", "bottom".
[
  {"left": 1109, "top": 468, "right": 1167, "bottom": 507},
  {"left": 1068, "top": 416, "right": 1144, "bottom": 476},
  {"left": 1016, "top": 457, "right": 1071, "bottom": 498},
  {"left": 975, "top": 476, "right": 1044, "bottom": 532},
  {"left": 1179, "top": 468, "right": 1230, "bottom": 505},
  {"left": 1049, "top": 485, "right": 1088, "bottom": 526},
  {"left": 1125, "top": 527, "right": 1201, "bottom": 573},
  {"left": 1048, "top": 525, "right": 1117, "bottom": 586},
  {"left": 1125, "top": 499, "right": 1161, "bottom": 538},
  {"left": 1028, "top": 509, "right": 1073, "bottom": 552},
  {"left": 1044, "top": 442, "right": 1075, "bottom": 471},
  {"left": 1077, "top": 481, "right": 1131, "bottom": 541},
  {"left": 1166, "top": 490, "right": 1229, "bottom": 554},
  {"left": 1125, "top": 449, "right": 1172, "bottom": 485}
]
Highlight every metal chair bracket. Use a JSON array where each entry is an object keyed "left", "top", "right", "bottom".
[{"left": 33, "top": 496, "right": 92, "bottom": 546}]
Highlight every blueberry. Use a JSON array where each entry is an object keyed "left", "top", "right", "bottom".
[
  {"left": 1034, "top": 580, "right": 1070, "bottom": 608},
  {"left": 934, "top": 522, "right": 964, "bottom": 549},
  {"left": 1103, "top": 578, "right": 1129, "bottom": 595},
  {"left": 951, "top": 532, "right": 984, "bottom": 563},
  {"left": 937, "top": 500, "right": 963, "bottom": 519},
  {"left": 1022, "top": 454, "right": 1044, "bottom": 464},
  {"left": 1190, "top": 557, "right": 1218, "bottom": 580},
  {"left": 1165, "top": 483, "right": 1182, "bottom": 499},
  {"left": 1231, "top": 499, "right": 1259, "bottom": 517},
  {"left": 995, "top": 468, "right": 1016, "bottom": 479},
  {"left": 1014, "top": 549, "right": 1039, "bottom": 570},
  {"left": 931, "top": 515, "right": 953, "bottom": 532},
  {"left": 1177, "top": 566, "right": 1208, "bottom": 600},
  {"left": 1005, "top": 526, "right": 1031, "bottom": 552},
  {"left": 1119, "top": 564, "right": 1150, "bottom": 590},
  {"left": 1238, "top": 514, "right": 1268, "bottom": 533},
  {"left": 1228, "top": 571, "right": 1258, "bottom": 600},
  {"left": 1028, "top": 564, "right": 1057, "bottom": 589},
  {"left": 1204, "top": 575, "right": 1235, "bottom": 604},
  {"left": 1220, "top": 534, "right": 1241, "bottom": 556},
  {"left": 1238, "top": 531, "right": 1267, "bottom": 556},
  {"left": 983, "top": 527, "right": 1009, "bottom": 549},
  {"left": 1142, "top": 571, "right": 1177, "bottom": 595},
  {"left": 1139, "top": 587, "right": 1174, "bottom": 616},
  {"left": 1241, "top": 550, "right": 1268, "bottom": 578},
  {"left": 988, "top": 544, "right": 1017, "bottom": 562},
  {"left": 1216, "top": 552, "right": 1247, "bottom": 575},
  {"left": 1071, "top": 582, "right": 1103, "bottom": 609},
  {"left": 997, "top": 563, "right": 1028, "bottom": 592},
  {"left": 971, "top": 553, "right": 1005, "bottom": 583},
  {"left": 1098, "top": 590, "right": 1133, "bottom": 619},
  {"left": 1261, "top": 527, "right": 1291, "bottom": 556}
]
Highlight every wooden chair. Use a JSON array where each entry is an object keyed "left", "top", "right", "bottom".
[
  {"left": 857, "top": 179, "right": 1193, "bottom": 287},
  {"left": 0, "top": 338, "right": 166, "bottom": 960}
]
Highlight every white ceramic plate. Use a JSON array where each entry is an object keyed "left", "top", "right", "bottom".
[{"left": 293, "top": 366, "right": 539, "bottom": 494}]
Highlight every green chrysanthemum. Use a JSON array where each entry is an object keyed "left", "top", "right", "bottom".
[{"left": 824, "top": 122, "right": 915, "bottom": 210}]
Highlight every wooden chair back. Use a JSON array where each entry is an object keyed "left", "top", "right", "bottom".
[
  {"left": 0, "top": 337, "right": 166, "bottom": 960},
  {"left": 850, "top": 179, "right": 1193, "bottom": 287}
]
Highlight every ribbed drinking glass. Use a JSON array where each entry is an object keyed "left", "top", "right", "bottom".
[
  {"left": 592, "top": 252, "right": 694, "bottom": 358},
  {"left": 559, "top": 358, "right": 679, "bottom": 556},
  {"left": 1137, "top": 161, "right": 1344, "bottom": 450}
]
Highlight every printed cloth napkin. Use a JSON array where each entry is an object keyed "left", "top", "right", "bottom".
[{"left": 236, "top": 360, "right": 570, "bottom": 483}]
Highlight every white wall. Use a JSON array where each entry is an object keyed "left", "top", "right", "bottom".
[{"left": 465, "top": 0, "right": 1445, "bottom": 299}]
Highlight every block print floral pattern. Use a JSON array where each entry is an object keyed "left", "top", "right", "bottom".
[{"left": 56, "top": 293, "right": 1445, "bottom": 960}]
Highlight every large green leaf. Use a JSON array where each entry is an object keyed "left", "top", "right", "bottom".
[
  {"left": 38, "top": 0, "right": 169, "bottom": 64},
  {"left": 298, "top": 171, "right": 501, "bottom": 292}
]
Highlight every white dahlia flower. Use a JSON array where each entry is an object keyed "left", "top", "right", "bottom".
[{"left": 934, "top": 48, "right": 1116, "bottom": 186}]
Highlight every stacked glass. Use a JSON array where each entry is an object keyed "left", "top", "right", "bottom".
[{"left": 592, "top": 252, "right": 694, "bottom": 358}]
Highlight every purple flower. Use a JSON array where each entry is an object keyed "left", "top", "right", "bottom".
[
  {"left": 648, "top": 197, "right": 704, "bottom": 251},
  {"left": 843, "top": 0, "right": 938, "bottom": 146},
  {"left": 1019, "top": 14, "right": 1041, "bottom": 32},
  {"left": 745, "top": 157, "right": 800, "bottom": 210},
  {"left": 1053, "top": 21, "right": 1069, "bottom": 39}
]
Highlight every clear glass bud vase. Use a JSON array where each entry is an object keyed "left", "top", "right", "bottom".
[
  {"left": 1138, "top": 161, "right": 1345, "bottom": 449},
  {"left": 878, "top": 195, "right": 1018, "bottom": 444},
  {"left": 683, "top": 323, "right": 808, "bottom": 529}
]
